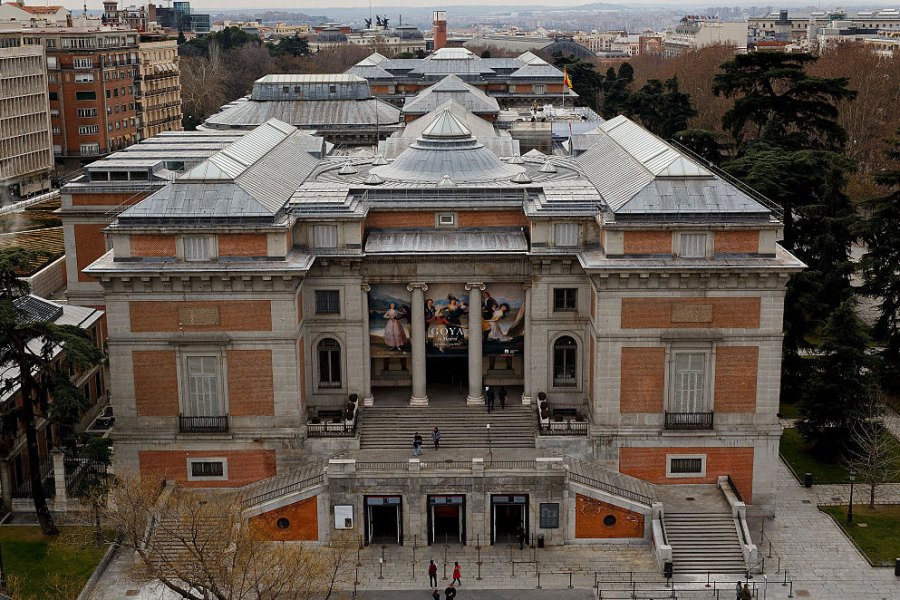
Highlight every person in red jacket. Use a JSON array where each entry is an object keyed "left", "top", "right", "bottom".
[
  {"left": 452, "top": 561, "right": 461, "bottom": 585},
  {"left": 428, "top": 559, "right": 438, "bottom": 587}
]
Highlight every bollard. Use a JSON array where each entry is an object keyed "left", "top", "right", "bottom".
[
  {"left": 536, "top": 570, "right": 542, "bottom": 589},
  {"left": 782, "top": 570, "right": 788, "bottom": 587},
  {"left": 594, "top": 572, "right": 599, "bottom": 589},
  {"left": 706, "top": 571, "right": 711, "bottom": 588},
  {"left": 477, "top": 560, "right": 482, "bottom": 581},
  {"left": 568, "top": 571, "right": 574, "bottom": 589},
  {"left": 788, "top": 580, "right": 794, "bottom": 598},
  {"left": 354, "top": 567, "right": 359, "bottom": 586},
  {"left": 356, "top": 546, "right": 361, "bottom": 567},
  {"left": 768, "top": 540, "right": 773, "bottom": 558},
  {"left": 512, "top": 561, "right": 516, "bottom": 577},
  {"left": 378, "top": 557, "right": 384, "bottom": 580}
]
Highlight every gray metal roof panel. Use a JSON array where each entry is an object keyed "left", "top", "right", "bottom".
[{"left": 202, "top": 97, "right": 400, "bottom": 129}]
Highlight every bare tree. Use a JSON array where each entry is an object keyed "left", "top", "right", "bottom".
[
  {"left": 844, "top": 393, "right": 900, "bottom": 509},
  {"left": 179, "top": 41, "right": 226, "bottom": 128},
  {"left": 107, "top": 475, "right": 353, "bottom": 599}
]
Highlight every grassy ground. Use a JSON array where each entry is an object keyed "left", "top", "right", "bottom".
[
  {"left": 780, "top": 428, "right": 852, "bottom": 484},
  {"left": 0, "top": 526, "right": 107, "bottom": 599},
  {"left": 778, "top": 400, "right": 802, "bottom": 420},
  {"left": 820, "top": 504, "right": 900, "bottom": 566}
]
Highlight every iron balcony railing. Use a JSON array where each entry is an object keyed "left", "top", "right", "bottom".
[
  {"left": 664, "top": 411, "right": 714, "bottom": 430},
  {"left": 179, "top": 414, "right": 229, "bottom": 433}
]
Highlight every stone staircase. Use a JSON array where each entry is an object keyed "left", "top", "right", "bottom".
[
  {"left": 359, "top": 403, "right": 535, "bottom": 450},
  {"left": 664, "top": 512, "right": 747, "bottom": 574}
]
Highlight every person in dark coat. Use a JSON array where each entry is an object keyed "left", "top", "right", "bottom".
[
  {"left": 413, "top": 432, "right": 423, "bottom": 457},
  {"left": 444, "top": 583, "right": 457, "bottom": 600},
  {"left": 432, "top": 427, "right": 441, "bottom": 450},
  {"left": 498, "top": 386, "right": 507, "bottom": 409},
  {"left": 428, "top": 560, "right": 438, "bottom": 587},
  {"left": 485, "top": 386, "right": 495, "bottom": 412},
  {"left": 516, "top": 522, "right": 526, "bottom": 550},
  {"left": 431, "top": 589, "right": 440, "bottom": 600}
]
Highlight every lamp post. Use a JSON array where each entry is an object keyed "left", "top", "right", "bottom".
[
  {"left": 486, "top": 423, "right": 492, "bottom": 464},
  {"left": 847, "top": 468, "right": 857, "bottom": 525}
]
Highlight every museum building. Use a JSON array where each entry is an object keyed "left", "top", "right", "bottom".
[{"left": 80, "top": 105, "right": 803, "bottom": 552}]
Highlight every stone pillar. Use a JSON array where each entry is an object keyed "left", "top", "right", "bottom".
[
  {"left": 0, "top": 460, "right": 12, "bottom": 512},
  {"left": 361, "top": 284, "right": 374, "bottom": 406},
  {"left": 50, "top": 447, "right": 67, "bottom": 512},
  {"left": 521, "top": 283, "right": 532, "bottom": 405},
  {"left": 407, "top": 282, "right": 429, "bottom": 406},
  {"left": 465, "top": 283, "right": 485, "bottom": 405}
]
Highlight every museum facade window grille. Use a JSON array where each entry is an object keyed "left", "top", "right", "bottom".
[
  {"left": 552, "top": 336, "right": 578, "bottom": 387},
  {"left": 317, "top": 338, "right": 342, "bottom": 388}
]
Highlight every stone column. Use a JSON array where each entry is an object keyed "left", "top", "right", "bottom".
[
  {"left": 407, "top": 282, "right": 429, "bottom": 406},
  {"left": 50, "top": 447, "right": 67, "bottom": 512},
  {"left": 361, "top": 284, "right": 374, "bottom": 406},
  {"left": 465, "top": 283, "right": 485, "bottom": 405},
  {"left": 521, "top": 283, "right": 532, "bottom": 405}
]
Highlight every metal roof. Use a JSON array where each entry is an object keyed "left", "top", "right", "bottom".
[
  {"left": 202, "top": 97, "right": 400, "bottom": 130},
  {"left": 599, "top": 116, "right": 713, "bottom": 177},
  {"left": 365, "top": 230, "right": 528, "bottom": 254},
  {"left": 255, "top": 74, "right": 366, "bottom": 84},
  {"left": 401, "top": 74, "right": 500, "bottom": 115}
]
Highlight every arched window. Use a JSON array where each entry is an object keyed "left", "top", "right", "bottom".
[
  {"left": 317, "top": 338, "right": 342, "bottom": 388},
  {"left": 553, "top": 336, "right": 577, "bottom": 387}
]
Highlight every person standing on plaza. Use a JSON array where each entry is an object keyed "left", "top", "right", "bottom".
[
  {"left": 413, "top": 432, "right": 423, "bottom": 457},
  {"left": 452, "top": 561, "right": 461, "bottom": 585},
  {"left": 498, "top": 386, "right": 507, "bottom": 409},
  {"left": 735, "top": 581, "right": 742, "bottom": 600},
  {"left": 740, "top": 583, "right": 752, "bottom": 600},
  {"left": 428, "top": 560, "right": 438, "bottom": 587},
  {"left": 516, "top": 522, "right": 526, "bottom": 550},
  {"left": 432, "top": 427, "right": 441, "bottom": 450},
  {"left": 485, "top": 386, "right": 495, "bottom": 412},
  {"left": 444, "top": 582, "right": 457, "bottom": 600},
  {"left": 431, "top": 589, "right": 440, "bottom": 600}
]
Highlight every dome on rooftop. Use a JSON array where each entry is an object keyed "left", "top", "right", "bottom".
[{"left": 370, "top": 107, "right": 524, "bottom": 185}]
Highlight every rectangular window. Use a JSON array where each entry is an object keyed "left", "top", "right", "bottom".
[
  {"left": 52, "top": 126, "right": 60, "bottom": 135},
  {"left": 77, "top": 108, "right": 98, "bottom": 117},
  {"left": 73, "top": 57, "right": 93, "bottom": 69},
  {"left": 554, "top": 223, "right": 579, "bottom": 247},
  {"left": 187, "top": 458, "right": 228, "bottom": 481},
  {"left": 79, "top": 143, "right": 100, "bottom": 155},
  {"left": 679, "top": 233, "right": 708, "bottom": 258},
  {"left": 78, "top": 125, "right": 99, "bottom": 135},
  {"left": 313, "top": 224, "right": 338, "bottom": 248},
  {"left": 185, "top": 356, "right": 221, "bottom": 416},
  {"left": 315, "top": 290, "right": 340, "bottom": 314},
  {"left": 75, "top": 91, "right": 97, "bottom": 100},
  {"left": 672, "top": 351, "right": 707, "bottom": 413},
  {"left": 183, "top": 235, "right": 211, "bottom": 261},
  {"left": 48, "top": 92, "right": 58, "bottom": 101},
  {"left": 534, "top": 84, "right": 546, "bottom": 94},
  {"left": 666, "top": 455, "right": 706, "bottom": 477},
  {"left": 436, "top": 212, "right": 456, "bottom": 227},
  {"left": 553, "top": 288, "right": 577, "bottom": 312},
  {"left": 318, "top": 339, "right": 342, "bottom": 388},
  {"left": 74, "top": 73, "right": 94, "bottom": 83}
]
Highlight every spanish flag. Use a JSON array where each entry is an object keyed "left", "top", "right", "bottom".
[{"left": 563, "top": 68, "right": 573, "bottom": 90}]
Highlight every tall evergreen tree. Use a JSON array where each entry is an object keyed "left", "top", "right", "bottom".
[
  {"left": 624, "top": 76, "right": 697, "bottom": 139},
  {"left": 798, "top": 298, "right": 877, "bottom": 452},
  {"left": 713, "top": 52, "right": 857, "bottom": 151},
  {"left": 550, "top": 53, "right": 604, "bottom": 111},
  {"left": 0, "top": 249, "right": 104, "bottom": 535},
  {"left": 858, "top": 128, "right": 900, "bottom": 392}
]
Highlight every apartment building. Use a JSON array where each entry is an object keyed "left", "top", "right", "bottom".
[
  {"left": 0, "top": 28, "right": 53, "bottom": 203},
  {"left": 136, "top": 39, "right": 181, "bottom": 139}
]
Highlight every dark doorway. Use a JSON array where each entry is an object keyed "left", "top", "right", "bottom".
[
  {"left": 491, "top": 494, "right": 528, "bottom": 545},
  {"left": 365, "top": 495, "right": 403, "bottom": 545},
  {"left": 428, "top": 495, "right": 465, "bottom": 545},
  {"left": 426, "top": 356, "right": 467, "bottom": 389}
]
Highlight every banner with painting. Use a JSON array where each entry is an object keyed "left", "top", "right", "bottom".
[{"left": 368, "top": 283, "right": 525, "bottom": 359}]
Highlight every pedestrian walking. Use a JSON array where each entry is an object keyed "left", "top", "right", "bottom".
[
  {"left": 431, "top": 589, "right": 440, "bottom": 600},
  {"left": 452, "top": 561, "right": 461, "bottom": 585},
  {"left": 498, "top": 386, "right": 507, "bottom": 409},
  {"left": 428, "top": 560, "right": 438, "bottom": 587},
  {"left": 413, "top": 432, "right": 423, "bottom": 457},
  {"left": 740, "top": 583, "right": 752, "bottom": 600},
  {"left": 485, "top": 386, "right": 495, "bottom": 412},
  {"left": 444, "top": 583, "right": 457, "bottom": 600},
  {"left": 516, "top": 522, "right": 526, "bottom": 550},
  {"left": 432, "top": 427, "right": 441, "bottom": 450},
  {"left": 735, "top": 581, "right": 742, "bottom": 600}
]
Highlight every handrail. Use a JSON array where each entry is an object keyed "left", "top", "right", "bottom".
[
  {"left": 568, "top": 471, "right": 653, "bottom": 507},
  {"left": 240, "top": 472, "right": 325, "bottom": 509}
]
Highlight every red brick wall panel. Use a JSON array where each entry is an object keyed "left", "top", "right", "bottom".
[
  {"left": 623, "top": 231, "right": 671, "bottom": 255},
  {"left": 138, "top": 449, "right": 276, "bottom": 488},
  {"left": 133, "top": 350, "right": 179, "bottom": 416},
  {"left": 129, "top": 300, "right": 272, "bottom": 332},
  {"left": 620, "top": 297, "right": 761, "bottom": 329},
  {"left": 227, "top": 350, "right": 274, "bottom": 416},
  {"left": 715, "top": 231, "right": 759, "bottom": 254},
  {"left": 620, "top": 347, "right": 665, "bottom": 413},
  {"left": 715, "top": 346, "right": 759, "bottom": 413},
  {"left": 575, "top": 494, "right": 644, "bottom": 538},
  {"left": 74, "top": 224, "right": 107, "bottom": 282},
  {"left": 619, "top": 446, "right": 755, "bottom": 502},
  {"left": 218, "top": 234, "right": 268, "bottom": 257},
  {"left": 130, "top": 235, "right": 176, "bottom": 257},
  {"left": 250, "top": 496, "right": 319, "bottom": 541},
  {"left": 364, "top": 210, "right": 527, "bottom": 229}
]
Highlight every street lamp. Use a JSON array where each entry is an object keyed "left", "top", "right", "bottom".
[{"left": 847, "top": 468, "right": 857, "bottom": 525}]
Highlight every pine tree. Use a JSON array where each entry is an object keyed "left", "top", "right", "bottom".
[
  {"left": 713, "top": 52, "right": 857, "bottom": 151},
  {"left": 858, "top": 128, "right": 900, "bottom": 392},
  {"left": 798, "top": 298, "right": 877, "bottom": 452},
  {"left": 624, "top": 76, "right": 697, "bottom": 139},
  {"left": 0, "top": 249, "right": 104, "bottom": 535}
]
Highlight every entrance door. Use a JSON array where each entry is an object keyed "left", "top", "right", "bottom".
[
  {"left": 426, "top": 356, "right": 467, "bottom": 389},
  {"left": 428, "top": 495, "right": 465, "bottom": 545},
  {"left": 365, "top": 495, "right": 403, "bottom": 545},
  {"left": 491, "top": 494, "right": 528, "bottom": 545}
]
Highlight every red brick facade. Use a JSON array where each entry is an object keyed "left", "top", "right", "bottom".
[
  {"left": 227, "top": 350, "right": 275, "bottom": 416},
  {"left": 620, "top": 297, "right": 761, "bottom": 329},
  {"left": 620, "top": 347, "right": 665, "bottom": 413},
  {"left": 714, "top": 347, "right": 759, "bottom": 413},
  {"left": 623, "top": 231, "right": 671, "bottom": 254},
  {"left": 133, "top": 350, "right": 179, "bottom": 416},
  {"left": 129, "top": 300, "right": 273, "bottom": 332},
  {"left": 575, "top": 494, "right": 644, "bottom": 538},
  {"left": 138, "top": 449, "right": 277, "bottom": 487},
  {"left": 74, "top": 224, "right": 107, "bottom": 282},
  {"left": 250, "top": 496, "right": 319, "bottom": 541},
  {"left": 714, "top": 231, "right": 759, "bottom": 254}
]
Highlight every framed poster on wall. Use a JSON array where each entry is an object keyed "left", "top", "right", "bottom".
[
  {"left": 539, "top": 502, "right": 560, "bottom": 529},
  {"left": 334, "top": 504, "right": 354, "bottom": 529}
]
